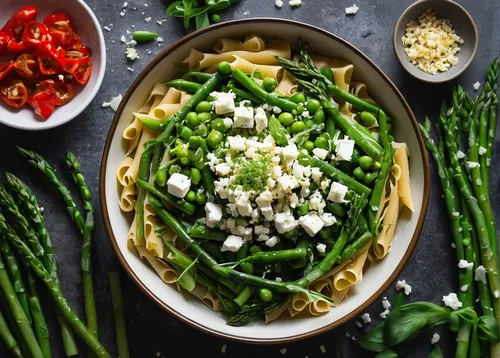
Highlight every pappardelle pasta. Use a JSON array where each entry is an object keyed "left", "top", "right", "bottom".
[{"left": 116, "top": 35, "right": 413, "bottom": 325}]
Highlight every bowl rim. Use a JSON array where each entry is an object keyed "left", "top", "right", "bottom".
[
  {"left": 393, "top": 0, "right": 478, "bottom": 84},
  {"left": 0, "top": 0, "right": 107, "bottom": 131},
  {"left": 99, "top": 17, "right": 430, "bottom": 344}
]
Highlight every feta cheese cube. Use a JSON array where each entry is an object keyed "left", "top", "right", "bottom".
[
  {"left": 311, "top": 167, "right": 323, "bottom": 182},
  {"left": 336, "top": 139, "right": 355, "bottom": 161},
  {"left": 214, "top": 92, "right": 235, "bottom": 115},
  {"left": 228, "top": 135, "right": 246, "bottom": 152},
  {"left": 236, "top": 194, "right": 253, "bottom": 217},
  {"left": 299, "top": 214, "right": 324, "bottom": 236},
  {"left": 395, "top": 280, "right": 412, "bottom": 295},
  {"left": 473, "top": 81, "right": 481, "bottom": 91},
  {"left": 233, "top": 106, "right": 254, "bottom": 128},
  {"left": 274, "top": 212, "right": 298, "bottom": 234},
  {"left": 205, "top": 202, "right": 222, "bottom": 228},
  {"left": 221, "top": 235, "right": 243, "bottom": 252},
  {"left": 309, "top": 191, "right": 326, "bottom": 214},
  {"left": 254, "top": 107, "right": 268, "bottom": 132},
  {"left": 316, "top": 243, "right": 326, "bottom": 253},
  {"left": 215, "top": 163, "right": 232, "bottom": 176},
  {"left": 265, "top": 236, "right": 279, "bottom": 247},
  {"left": 431, "top": 333, "right": 440, "bottom": 345},
  {"left": 275, "top": 0, "right": 283, "bottom": 8},
  {"left": 458, "top": 259, "right": 474, "bottom": 270},
  {"left": 320, "top": 212, "right": 337, "bottom": 226},
  {"left": 277, "top": 174, "right": 298, "bottom": 193},
  {"left": 312, "top": 148, "right": 329, "bottom": 160},
  {"left": 327, "top": 182, "right": 348, "bottom": 203},
  {"left": 271, "top": 166, "right": 282, "bottom": 179},
  {"left": 361, "top": 313, "right": 371, "bottom": 324},
  {"left": 282, "top": 143, "right": 298, "bottom": 161},
  {"left": 167, "top": 173, "right": 191, "bottom": 198},
  {"left": 442, "top": 292, "right": 462, "bottom": 310},
  {"left": 345, "top": 5, "right": 359, "bottom": 15}
]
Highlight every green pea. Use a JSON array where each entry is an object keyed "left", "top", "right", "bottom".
[
  {"left": 189, "top": 136, "right": 202, "bottom": 149},
  {"left": 197, "top": 112, "right": 212, "bottom": 122},
  {"left": 186, "top": 112, "right": 200, "bottom": 128},
  {"left": 314, "top": 137, "right": 328, "bottom": 149},
  {"left": 359, "top": 111, "right": 377, "bottom": 127},
  {"left": 297, "top": 148, "right": 309, "bottom": 160},
  {"left": 290, "top": 92, "right": 306, "bottom": 104},
  {"left": 169, "top": 165, "right": 181, "bottom": 175},
  {"left": 191, "top": 168, "right": 201, "bottom": 185},
  {"left": 373, "top": 161, "right": 382, "bottom": 170},
  {"left": 196, "top": 101, "right": 212, "bottom": 113},
  {"left": 353, "top": 167, "right": 365, "bottom": 180},
  {"left": 278, "top": 112, "right": 294, "bottom": 126},
  {"left": 211, "top": 14, "right": 221, "bottom": 23},
  {"left": 351, "top": 148, "right": 361, "bottom": 164},
  {"left": 211, "top": 118, "right": 227, "bottom": 132},
  {"left": 185, "top": 190, "right": 196, "bottom": 203},
  {"left": 313, "top": 108, "right": 325, "bottom": 123},
  {"left": 303, "top": 140, "right": 314, "bottom": 153},
  {"left": 259, "top": 288, "right": 273, "bottom": 303},
  {"left": 306, "top": 99, "right": 321, "bottom": 114},
  {"left": 195, "top": 192, "right": 206, "bottom": 204},
  {"left": 199, "top": 137, "right": 209, "bottom": 153},
  {"left": 180, "top": 126, "right": 192, "bottom": 141},
  {"left": 181, "top": 168, "right": 191, "bottom": 177},
  {"left": 305, "top": 119, "right": 315, "bottom": 128},
  {"left": 359, "top": 156, "right": 373, "bottom": 171},
  {"left": 297, "top": 202, "right": 309, "bottom": 216},
  {"left": 176, "top": 146, "right": 188, "bottom": 158},
  {"left": 364, "top": 172, "right": 376, "bottom": 184},
  {"left": 291, "top": 121, "right": 306, "bottom": 134},
  {"left": 179, "top": 157, "right": 190, "bottom": 166},
  {"left": 217, "top": 61, "right": 232, "bottom": 76},
  {"left": 193, "top": 160, "right": 205, "bottom": 170},
  {"left": 296, "top": 105, "right": 304, "bottom": 114},
  {"left": 262, "top": 77, "right": 277, "bottom": 92},
  {"left": 188, "top": 148, "right": 204, "bottom": 162},
  {"left": 286, "top": 126, "right": 293, "bottom": 134},
  {"left": 193, "top": 123, "right": 208, "bottom": 137},
  {"left": 207, "top": 130, "right": 223, "bottom": 148},
  {"left": 249, "top": 245, "right": 262, "bottom": 254}
]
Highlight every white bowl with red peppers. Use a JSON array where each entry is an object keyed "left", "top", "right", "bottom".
[{"left": 0, "top": 0, "right": 106, "bottom": 131}]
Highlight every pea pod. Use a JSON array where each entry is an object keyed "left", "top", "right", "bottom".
[
  {"left": 132, "top": 31, "right": 159, "bottom": 42},
  {"left": 165, "top": 79, "right": 201, "bottom": 93},
  {"left": 268, "top": 115, "right": 289, "bottom": 146}
]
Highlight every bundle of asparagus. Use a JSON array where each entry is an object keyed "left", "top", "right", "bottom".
[{"left": 358, "top": 59, "right": 499, "bottom": 358}]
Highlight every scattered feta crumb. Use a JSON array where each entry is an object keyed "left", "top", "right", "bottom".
[
  {"left": 355, "top": 321, "right": 363, "bottom": 328},
  {"left": 379, "top": 309, "right": 390, "bottom": 319},
  {"left": 494, "top": 290, "right": 500, "bottom": 298},
  {"left": 457, "top": 150, "right": 466, "bottom": 159},
  {"left": 120, "top": 35, "right": 127, "bottom": 43},
  {"left": 157, "top": 19, "right": 167, "bottom": 25},
  {"left": 473, "top": 81, "right": 481, "bottom": 90},
  {"left": 221, "top": 344, "right": 226, "bottom": 353},
  {"left": 460, "top": 284, "right": 469, "bottom": 292},
  {"left": 156, "top": 37, "right": 164, "bottom": 43},
  {"left": 345, "top": 332, "right": 351, "bottom": 338},
  {"left": 127, "top": 67, "right": 134, "bottom": 72},
  {"left": 316, "top": 243, "right": 326, "bottom": 253},
  {"left": 382, "top": 297, "right": 391, "bottom": 310},
  {"left": 319, "top": 345, "right": 326, "bottom": 354},
  {"left": 475, "top": 265, "right": 487, "bottom": 284},
  {"left": 275, "top": 0, "right": 284, "bottom": 8},
  {"left": 396, "top": 280, "right": 412, "bottom": 295},
  {"left": 345, "top": 5, "right": 359, "bottom": 15},
  {"left": 144, "top": 3, "right": 148, "bottom": 6},
  {"left": 280, "top": 348, "right": 287, "bottom": 355},
  {"left": 120, "top": 11, "right": 126, "bottom": 17},
  {"left": 431, "top": 333, "right": 440, "bottom": 344},
  {"left": 145, "top": 17, "right": 152, "bottom": 23},
  {"left": 458, "top": 259, "right": 474, "bottom": 270},
  {"left": 102, "top": 95, "right": 122, "bottom": 112},
  {"left": 361, "top": 313, "right": 371, "bottom": 324},
  {"left": 243, "top": 11, "right": 249, "bottom": 15},
  {"left": 125, "top": 48, "right": 139, "bottom": 60},
  {"left": 443, "top": 292, "right": 463, "bottom": 310},
  {"left": 289, "top": 0, "right": 301, "bottom": 6},
  {"left": 39, "top": 207, "right": 44, "bottom": 212},
  {"left": 123, "top": 2, "right": 128, "bottom": 8},
  {"left": 451, "top": 243, "right": 456, "bottom": 248},
  {"left": 479, "top": 146, "right": 487, "bottom": 155},
  {"left": 103, "top": 26, "right": 111, "bottom": 31}
]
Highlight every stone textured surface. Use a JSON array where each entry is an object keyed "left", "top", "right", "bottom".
[{"left": 0, "top": 0, "right": 498, "bottom": 357}]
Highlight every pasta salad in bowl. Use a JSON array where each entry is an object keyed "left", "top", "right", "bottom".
[{"left": 101, "top": 19, "right": 429, "bottom": 343}]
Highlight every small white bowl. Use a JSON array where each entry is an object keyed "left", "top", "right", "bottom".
[
  {"left": 0, "top": 0, "right": 106, "bottom": 131},
  {"left": 100, "top": 19, "right": 430, "bottom": 343}
]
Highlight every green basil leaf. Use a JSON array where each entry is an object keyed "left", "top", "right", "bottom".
[
  {"left": 183, "top": 0, "right": 193, "bottom": 28},
  {"left": 384, "top": 302, "right": 451, "bottom": 346},
  {"left": 195, "top": 12, "right": 210, "bottom": 30},
  {"left": 392, "top": 292, "right": 405, "bottom": 309},
  {"left": 450, "top": 307, "right": 478, "bottom": 326},
  {"left": 428, "top": 344, "right": 443, "bottom": 358},
  {"left": 477, "top": 316, "right": 500, "bottom": 342},
  {"left": 167, "top": 1, "right": 185, "bottom": 16},
  {"left": 375, "top": 348, "right": 398, "bottom": 358},
  {"left": 356, "top": 324, "right": 388, "bottom": 353}
]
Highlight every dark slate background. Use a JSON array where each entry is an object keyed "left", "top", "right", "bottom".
[{"left": 0, "top": 0, "right": 498, "bottom": 357}]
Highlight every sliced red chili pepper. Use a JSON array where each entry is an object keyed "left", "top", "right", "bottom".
[
  {"left": 1, "top": 6, "right": 38, "bottom": 38},
  {"left": 53, "top": 82, "right": 73, "bottom": 105},
  {"left": 13, "top": 54, "right": 37, "bottom": 79},
  {"left": 6, "top": 39, "right": 29, "bottom": 53},
  {"left": 21, "top": 21, "right": 51, "bottom": 48},
  {"left": 0, "top": 61, "right": 15, "bottom": 82},
  {"left": 27, "top": 79, "right": 58, "bottom": 120},
  {"left": 64, "top": 56, "right": 92, "bottom": 85},
  {"left": 36, "top": 41, "right": 65, "bottom": 75},
  {"left": 43, "top": 12, "right": 76, "bottom": 32},
  {"left": 1, "top": 79, "right": 28, "bottom": 109},
  {"left": 43, "top": 12, "right": 80, "bottom": 49},
  {"left": 0, "top": 31, "right": 10, "bottom": 56}
]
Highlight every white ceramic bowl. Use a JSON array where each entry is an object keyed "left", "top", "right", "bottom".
[
  {"left": 0, "top": 0, "right": 106, "bottom": 131},
  {"left": 100, "top": 19, "right": 430, "bottom": 343}
]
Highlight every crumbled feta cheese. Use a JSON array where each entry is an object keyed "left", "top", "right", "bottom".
[
  {"left": 144, "top": 17, "right": 152, "bottom": 23},
  {"left": 460, "top": 284, "right": 469, "bottom": 292},
  {"left": 458, "top": 259, "right": 474, "bottom": 270},
  {"left": 280, "top": 348, "right": 287, "bottom": 355},
  {"left": 335, "top": 139, "right": 355, "bottom": 161},
  {"left": 379, "top": 309, "right": 390, "bottom": 319},
  {"left": 254, "top": 107, "right": 268, "bottom": 132},
  {"left": 214, "top": 92, "right": 235, "bottom": 115},
  {"left": 382, "top": 297, "right": 391, "bottom": 310},
  {"left": 312, "top": 148, "right": 329, "bottom": 160},
  {"left": 473, "top": 81, "right": 481, "bottom": 91},
  {"left": 327, "top": 182, "right": 348, "bottom": 203},
  {"left": 316, "top": 243, "right": 326, "bottom": 253},
  {"left": 222, "top": 235, "right": 244, "bottom": 252},
  {"left": 361, "top": 313, "right": 371, "bottom": 324},
  {"left": 125, "top": 48, "right": 139, "bottom": 60},
  {"left": 236, "top": 193, "right": 253, "bottom": 217},
  {"left": 282, "top": 143, "right": 298, "bottom": 161},
  {"left": 221, "top": 344, "right": 227, "bottom": 353},
  {"left": 311, "top": 167, "right": 322, "bottom": 182},
  {"left": 431, "top": 333, "right": 440, "bottom": 344},
  {"left": 120, "top": 11, "right": 126, "bottom": 17},
  {"left": 223, "top": 117, "right": 233, "bottom": 129},
  {"left": 479, "top": 146, "right": 487, "bottom": 155},
  {"left": 443, "top": 292, "right": 462, "bottom": 310},
  {"left": 205, "top": 202, "right": 222, "bottom": 228},
  {"left": 215, "top": 163, "right": 232, "bottom": 176},
  {"left": 156, "top": 37, "right": 164, "bottom": 43},
  {"left": 395, "top": 280, "right": 412, "bottom": 295},
  {"left": 289, "top": 0, "right": 302, "bottom": 6},
  {"left": 57, "top": 74, "right": 64, "bottom": 81},
  {"left": 457, "top": 150, "right": 466, "bottom": 159},
  {"left": 277, "top": 174, "right": 299, "bottom": 193},
  {"left": 228, "top": 135, "right": 246, "bottom": 152},
  {"left": 274, "top": 212, "right": 298, "bottom": 234},
  {"left": 475, "top": 265, "right": 487, "bottom": 284},
  {"left": 308, "top": 191, "right": 326, "bottom": 214},
  {"left": 275, "top": 0, "right": 284, "bottom": 8},
  {"left": 494, "top": 290, "right": 500, "bottom": 298},
  {"left": 265, "top": 236, "right": 279, "bottom": 247},
  {"left": 167, "top": 173, "right": 191, "bottom": 198},
  {"left": 127, "top": 67, "right": 134, "bottom": 72},
  {"left": 299, "top": 214, "right": 324, "bottom": 236},
  {"left": 345, "top": 5, "right": 359, "bottom": 15},
  {"left": 102, "top": 95, "right": 123, "bottom": 112},
  {"left": 103, "top": 26, "right": 111, "bottom": 31},
  {"left": 451, "top": 212, "right": 460, "bottom": 217},
  {"left": 320, "top": 212, "right": 337, "bottom": 227},
  {"left": 355, "top": 321, "right": 363, "bottom": 328},
  {"left": 233, "top": 106, "right": 255, "bottom": 128}
]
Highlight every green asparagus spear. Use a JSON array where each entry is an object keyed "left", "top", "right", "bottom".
[
  {"left": 108, "top": 272, "right": 130, "bottom": 358},
  {"left": 0, "top": 306, "right": 23, "bottom": 358}
]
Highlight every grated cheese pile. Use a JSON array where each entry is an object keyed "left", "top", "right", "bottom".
[{"left": 401, "top": 9, "right": 463, "bottom": 75}]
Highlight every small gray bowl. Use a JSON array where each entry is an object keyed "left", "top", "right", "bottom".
[{"left": 394, "top": 0, "right": 478, "bottom": 83}]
